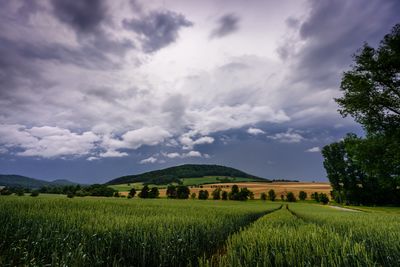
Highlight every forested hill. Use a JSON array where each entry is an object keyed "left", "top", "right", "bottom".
[
  {"left": 0, "top": 175, "right": 77, "bottom": 189},
  {"left": 106, "top": 164, "right": 269, "bottom": 185}
]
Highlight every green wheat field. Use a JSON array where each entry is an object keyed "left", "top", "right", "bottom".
[{"left": 0, "top": 196, "right": 399, "bottom": 266}]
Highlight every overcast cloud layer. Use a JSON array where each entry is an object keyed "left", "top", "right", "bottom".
[{"left": 0, "top": 0, "right": 399, "bottom": 183}]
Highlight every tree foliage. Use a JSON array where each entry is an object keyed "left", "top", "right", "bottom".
[
  {"left": 260, "top": 192, "right": 267, "bottom": 201},
  {"left": 176, "top": 185, "right": 190, "bottom": 199},
  {"left": 138, "top": 186, "right": 159, "bottom": 199},
  {"left": 299, "top": 191, "right": 307, "bottom": 201},
  {"left": 228, "top": 185, "right": 253, "bottom": 201},
  {"left": 268, "top": 189, "right": 276, "bottom": 201},
  {"left": 166, "top": 185, "right": 177, "bottom": 198},
  {"left": 323, "top": 24, "right": 400, "bottom": 205},
  {"left": 212, "top": 188, "right": 221, "bottom": 200},
  {"left": 318, "top": 193, "right": 329, "bottom": 205},
  {"left": 128, "top": 188, "right": 136, "bottom": 198},
  {"left": 198, "top": 190, "right": 209, "bottom": 200},
  {"left": 286, "top": 192, "right": 296, "bottom": 202},
  {"left": 336, "top": 24, "right": 400, "bottom": 134}
]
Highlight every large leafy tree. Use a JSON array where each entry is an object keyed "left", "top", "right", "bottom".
[
  {"left": 336, "top": 24, "right": 400, "bottom": 134},
  {"left": 176, "top": 185, "right": 190, "bottom": 199},
  {"left": 323, "top": 24, "right": 400, "bottom": 205},
  {"left": 166, "top": 185, "right": 177, "bottom": 198}
]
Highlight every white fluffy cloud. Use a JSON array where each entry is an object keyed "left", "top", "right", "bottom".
[
  {"left": 179, "top": 135, "right": 214, "bottom": 150},
  {"left": 140, "top": 156, "right": 158, "bottom": 164},
  {"left": 0, "top": 124, "right": 173, "bottom": 159},
  {"left": 99, "top": 150, "right": 129, "bottom": 158},
  {"left": 247, "top": 127, "right": 265, "bottom": 135},
  {"left": 184, "top": 150, "right": 202, "bottom": 157},
  {"left": 139, "top": 150, "right": 205, "bottom": 163},
  {"left": 99, "top": 126, "right": 171, "bottom": 157},
  {"left": 0, "top": 124, "right": 99, "bottom": 158},
  {"left": 164, "top": 152, "right": 181, "bottom": 158},
  {"left": 268, "top": 129, "right": 304, "bottom": 143},
  {"left": 306, "top": 146, "right": 321, "bottom": 153}
]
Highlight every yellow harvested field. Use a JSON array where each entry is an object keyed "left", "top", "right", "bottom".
[
  {"left": 183, "top": 182, "right": 331, "bottom": 199},
  {"left": 121, "top": 182, "right": 332, "bottom": 199}
]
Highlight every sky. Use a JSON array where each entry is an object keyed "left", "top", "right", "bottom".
[{"left": 0, "top": 0, "right": 399, "bottom": 183}]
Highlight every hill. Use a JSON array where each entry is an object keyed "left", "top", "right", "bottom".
[
  {"left": 0, "top": 175, "right": 77, "bottom": 189},
  {"left": 106, "top": 164, "right": 269, "bottom": 185}
]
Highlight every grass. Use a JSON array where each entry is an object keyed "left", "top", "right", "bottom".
[
  {"left": 290, "top": 203, "right": 400, "bottom": 266},
  {"left": 181, "top": 176, "right": 261, "bottom": 186},
  {"left": 0, "top": 195, "right": 279, "bottom": 266},
  {"left": 203, "top": 207, "right": 374, "bottom": 266},
  {"left": 1, "top": 195, "right": 399, "bottom": 266},
  {"left": 339, "top": 205, "right": 400, "bottom": 214},
  {"left": 202, "top": 203, "right": 400, "bottom": 266}
]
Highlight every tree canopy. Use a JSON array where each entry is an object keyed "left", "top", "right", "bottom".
[
  {"left": 323, "top": 24, "right": 400, "bottom": 205},
  {"left": 336, "top": 24, "right": 400, "bottom": 134}
]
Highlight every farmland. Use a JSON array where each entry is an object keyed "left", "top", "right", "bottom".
[
  {"left": 108, "top": 176, "right": 263, "bottom": 192},
  {"left": 1, "top": 195, "right": 399, "bottom": 266},
  {"left": 206, "top": 204, "right": 400, "bottom": 266},
  {"left": 111, "top": 180, "right": 332, "bottom": 199},
  {"left": 0, "top": 196, "right": 279, "bottom": 266},
  {"left": 186, "top": 181, "right": 331, "bottom": 199}
]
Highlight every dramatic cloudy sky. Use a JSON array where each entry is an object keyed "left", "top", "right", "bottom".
[{"left": 0, "top": 0, "right": 399, "bottom": 183}]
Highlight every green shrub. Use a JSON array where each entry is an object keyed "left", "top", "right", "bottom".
[
  {"left": 198, "top": 190, "right": 209, "bottom": 200},
  {"left": 268, "top": 189, "right": 276, "bottom": 201},
  {"left": 221, "top": 191, "right": 228, "bottom": 200},
  {"left": 319, "top": 193, "right": 329, "bottom": 204},
  {"left": 286, "top": 192, "right": 296, "bottom": 202},
  {"left": 260, "top": 192, "right": 267, "bottom": 200},
  {"left": 299, "top": 191, "right": 307, "bottom": 201},
  {"left": 212, "top": 188, "right": 221, "bottom": 200}
]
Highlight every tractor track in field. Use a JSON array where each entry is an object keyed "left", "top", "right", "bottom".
[
  {"left": 202, "top": 204, "right": 283, "bottom": 266},
  {"left": 328, "top": 205, "right": 363, "bottom": 212}
]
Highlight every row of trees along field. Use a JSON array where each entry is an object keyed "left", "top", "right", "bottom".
[
  {"left": 1, "top": 184, "right": 330, "bottom": 203},
  {"left": 166, "top": 184, "right": 255, "bottom": 200},
  {"left": 0, "top": 184, "right": 117, "bottom": 197},
  {"left": 322, "top": 24, "right": 400, "bottom": 205}
]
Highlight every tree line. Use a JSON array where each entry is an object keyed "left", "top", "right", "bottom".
[
  {"left": 1, "top": 184, "right": 329, "bottom": 204},
  {"left": 0, "top": 184, "right": 117, "bottom": 197},
  {"left": 322, "top": 24, "right": 400, "bottom": 205}
]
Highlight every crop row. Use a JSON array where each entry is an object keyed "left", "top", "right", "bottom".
[
  {"left": 203, "top": 204, "right": 399, "bottom": 266},
  {"left": 289, "top": 204, "right": 400, "bottom": 266},
  {"left": 0, "top": 197, "right": 280, "bottom": 266}
]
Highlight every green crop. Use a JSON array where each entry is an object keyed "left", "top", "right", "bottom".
[
  {"left": 203, "top": 204, "right": 399, "bottom": 267},
  {"left": 1, "top": 196, "right": 399, "bottom": 267},
  {"left": 290, "top": 204, "right": 400, "bottom": 266},
  {"left": 0, "top": 196, "right": 279, "bottom": 266}
]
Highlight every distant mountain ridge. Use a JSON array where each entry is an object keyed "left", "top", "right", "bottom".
[
  {"left": 0, "top": 175, "right": 78, "bottom": 189},
  {"left": 106, "top": 164, "right": 269, "bottom": 185}
]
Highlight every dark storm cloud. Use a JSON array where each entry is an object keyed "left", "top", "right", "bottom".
[
  {"left": 283, "top": 0, "right": 400, "bottom": 89},
  {"left": 0, "top": 1, "right": 134, "bottom": 99},
  {"left": 50, "top": 0, "right": 134, "bottom": 58},
  {"left": 0, "top": 37, "right": 40, "bottom": 89},
  {"left": 123, "top": 10, "right": 192, "bottom": 53},
  {"left": 210, "top": 13, "right": 240, "bottom": 39},
  {"left": 51, "top": 0, "right": 107, "bottom": 33},
  {"left": 0, "top": 34, "right": 123, "bottom": 99}
]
